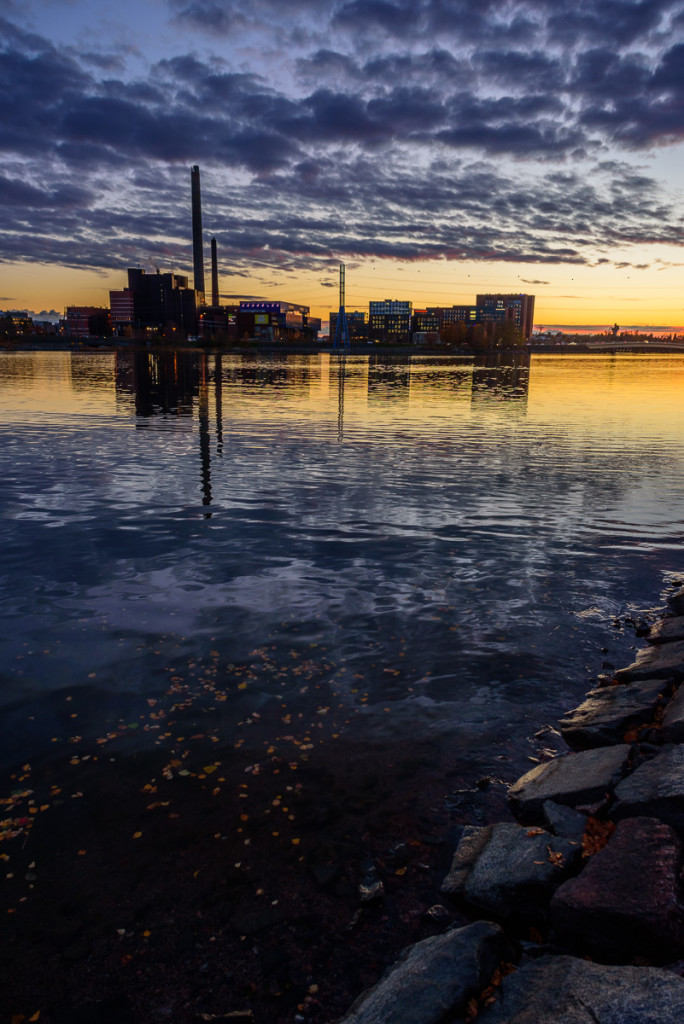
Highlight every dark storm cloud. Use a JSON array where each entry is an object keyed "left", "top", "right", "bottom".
[
  {"left": 2, "top": 1, "right": 684, "bottom": 278},
  {"left": 333, "top": 0, "right": 422, "bottom": 36}
]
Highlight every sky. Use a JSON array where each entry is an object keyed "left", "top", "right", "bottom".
[{"left": 2, "top": 0, "right": 684, "bottom": 329}]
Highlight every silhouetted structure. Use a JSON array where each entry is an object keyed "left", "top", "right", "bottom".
[
  {"left": 333, "top": 263, "right": 351, "bottom": 349},
  {"left": 191, "top": 165, "right": 205, "bottom": 303},
  {"left": 112, "top": 269, "right": 198, "bottom": 336},
  {"left": 211, "top": 237, "right": 219, "bottom": 307}
]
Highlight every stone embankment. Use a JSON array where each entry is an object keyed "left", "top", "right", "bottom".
[{"left": 337, "top": 583, "right": 684, "bottom": 1023}]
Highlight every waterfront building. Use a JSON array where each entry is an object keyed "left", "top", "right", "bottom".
[
  {"left": 109, "top": 289, "right": 135, "bottom": 335},
  {"left": 476, "top": 294, "right": 535, "bottom": 340},
  {"left": 110, "top": 268, "right": 199, "bottom": 336},
  {"left": 329, "top": 310, "right": 367, "bottom": 342},
  {"left": 368, "top": 299, "right": 413, "bottom": 343},
  {"left": 238, "top": 301, "right": 320, "bottom": 343},
  {"left": 65, "top": 306, "right": 111, "bottom": 338}
]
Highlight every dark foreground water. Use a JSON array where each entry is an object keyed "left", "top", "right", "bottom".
[{"left": 1, "top": 349, "right": 683, "bottom": 1021}]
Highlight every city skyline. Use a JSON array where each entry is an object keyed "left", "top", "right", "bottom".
[{"left": 2, "top": 0, "right": 684, "bottom": 329}]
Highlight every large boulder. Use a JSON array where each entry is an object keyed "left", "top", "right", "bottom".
[
  {"left": 455, "top": 822, "right": 580, "bottom": 922},
  {"left": 649, "top": 616, "right": 684, "bottom": 644},
  {"left": 337, "top": 920, "right": 508, "bottom": 1024},
  {"left": 559, "top": 679, "right": 671, "bottom": 750},
  {"left": 550, "top": 817, "right": 684, "bottom": 962},
  {"left": 508, "top": 746, "right": 632, "bottom": 824},
  {"left": 611, "top": 745, "right": 684, "bottom": 832},
  {"left": 477, "top": 954, "right": 684, "bottom": 1024},
  {"left": 614, "top": 641, "right": 684, "bottom": 683}
]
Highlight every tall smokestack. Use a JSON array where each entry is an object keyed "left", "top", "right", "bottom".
[
  {"left": 211, "top": 237, "right": 219, "bottom": 307},
  {"left": 191, "top": 165, "right": 205, "bottom": 302}
]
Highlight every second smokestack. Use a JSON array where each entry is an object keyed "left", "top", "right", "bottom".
[{"left": 211, "top": 237, "right": 219, "bottom": 307}]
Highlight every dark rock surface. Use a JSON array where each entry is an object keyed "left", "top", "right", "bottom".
[
  {"left": 337, "top": 921, "right": 508, "bottom": 1024},
  {"left": 550, "top": 817, "right": 684, "bottom": 962},
  {"left": 559, "top": 678, "right": 671, "bottom": 749},
  {"left": 542, "top": 801, "right": 587, "bottom": 841},
  {"left": 614, "top": 640, "right": 684, "bottom": 682},
  {"left": 668, "top": 587, "right": 684, "bottom": 616},
  {"left": 459, "top": 822, "right": 581, "bottom": 922},
  {"left": 648, "top": 616, "right": 684, "bottom": 644},
  {"left": 663, "top": 686, "right": 684, "bottom": 743},
  {"left": 477, "top": 955, "right": 684, "bottom": 1024},
  {"left": 611, "top": 744, "right": 684, "bottom": 831},
  {"left": 508, "top": 745, "right": 631, "bottom": 824}
]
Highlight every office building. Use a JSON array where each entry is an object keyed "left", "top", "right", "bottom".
[
  {"left": 476, "top": 294, "right": 535, "bottom": 339},
  {"left": 329, "top": 310, "right": 367, "bottom": 342},
  {"left": 368, "top": 299, "right": 413, "bottom": 342}
]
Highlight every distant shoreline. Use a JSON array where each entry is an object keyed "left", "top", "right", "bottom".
[{"left": 3, "top": 338, "right": 684, "bottom": 356}]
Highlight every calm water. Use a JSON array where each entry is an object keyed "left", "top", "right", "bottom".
[{"left": 1, "top": 350, "right": 684, "bottom": 782}]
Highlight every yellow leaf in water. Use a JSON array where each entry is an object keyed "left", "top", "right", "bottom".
[
  {"left": 132, "top": 831, "right": 142, "bottom": 839},
  {"left": 203, "top": 765, "right": 217, "bottom": 774}
]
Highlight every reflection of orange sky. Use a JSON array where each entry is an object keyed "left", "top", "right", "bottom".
[
  {"left": 4, "top": 249, "right": 684, "bottom": 331},
  {"left": 4, "top": 353, "right": 684, "bottom": 448},
  {"left": 527, "top": 356, "right": 684, "bottom": 440}
]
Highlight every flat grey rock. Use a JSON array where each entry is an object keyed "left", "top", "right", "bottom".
[
  {"left": 559, "top": 678, "right": 671, "bottom": 750},
  {"left": 612, "top": 745, "right": 684, "bottom": 831},
  {"left": 649, "top": 616, "right": 684, "bottom": 644},
  {"left": 477, "top": 955, "right": 684, "bottom": 1024},
  {"left": 462, "top": 822, "right": 581, "bottom": 921},
  {"left": 615, "top": 640, "right": 684, "bottom": 682},
  {"left": 338, "top": 920, "right": 507, "bottom": 1024},
  {"left": 551, "top": 817, "right": 684, "bottom": 962},
  {"left": 508, "top": 746, "right": 632, "bottom": 825},
  {"left": 441, "top": 825, "right": 493, "bottom": 896},
  {"left": 663, "top": 686, "right": 684, "bottom": 743}
]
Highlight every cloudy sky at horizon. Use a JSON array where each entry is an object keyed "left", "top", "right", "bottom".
[{"left": 2, "top": 0, "right": 684, "bottom": 326}]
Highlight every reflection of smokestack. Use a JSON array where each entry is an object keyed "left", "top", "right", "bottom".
[
  {"left": 211, "top": 237, "right": 219, "bottom": 307},
  {"left": 191, "top": 165, "right": 205, "bottom": 302}
]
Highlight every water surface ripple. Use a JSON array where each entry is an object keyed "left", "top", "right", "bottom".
[{"left": 1, "top": 351, "right": 683, "bottom": 776}]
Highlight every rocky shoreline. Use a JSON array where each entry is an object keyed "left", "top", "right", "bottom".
[{"left": 337, "top": 581, "right": 684, "bottom": 1023}]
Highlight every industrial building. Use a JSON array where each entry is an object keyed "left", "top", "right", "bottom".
[{"left": 110, "top": 269, "right": 198, "bottom": 337}]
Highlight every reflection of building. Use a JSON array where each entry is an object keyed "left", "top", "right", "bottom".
[
  {"left": 238, "top": 301, "right": 321, "bottom": 343},
  {"left": 476, "top": 294, "right": 535, "bottom": 340},
  {"left": 66, "top": 306, "right": 111, "bottom": 338},
  {"left": 329, "top": 310, "right": 367, "bottom": 342},
  {"left": 110, "top": 269, "right": 199, "bottom": 337},
  {"left": 470, "top": 352, "right": 531, "bottom": 409},
  {"left": 116, "top": 350, "right": 199, "bottom": 417},
  {"left": 369, "top": 299, "right": 413, "bottom": 342}
]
